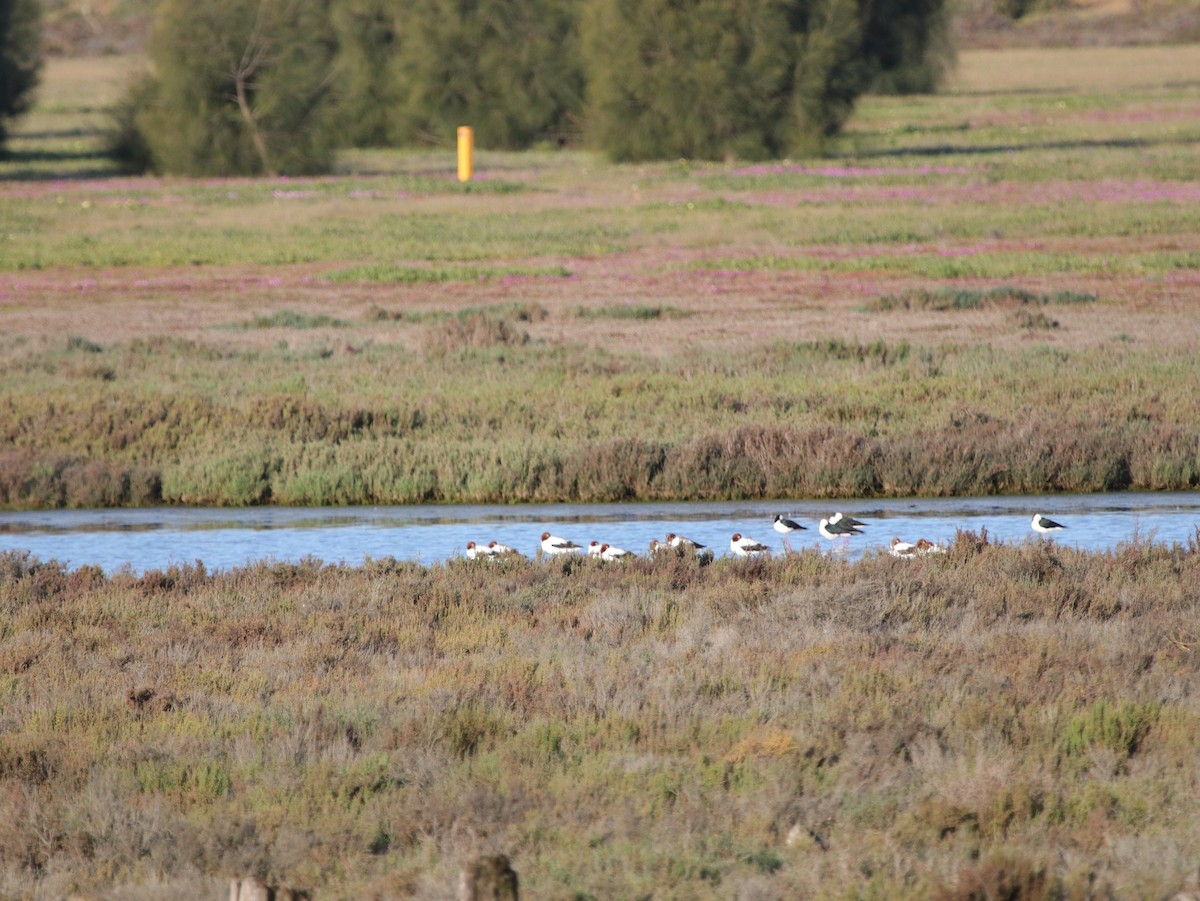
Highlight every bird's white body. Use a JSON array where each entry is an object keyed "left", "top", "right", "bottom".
[
  {"left": 587, "top": 540, "right": 604, "bottom": 557},
  {"left": 600, "top": 543, "right": 632, "bottom": 561},
  {"left": 889, "top": 537, "right": 918, "bottom": 558},
  {"left": 465, "top": 541, "right": 492, "bottom": 559}
]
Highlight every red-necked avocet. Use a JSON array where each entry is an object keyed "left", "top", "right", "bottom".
[
  {"left": 665, "top": 532, "right": 706, "bottom": 550},
  {"left": 541, "top": 532, "right": 583, "bottom": 555},
  {"left": 730, "top": 533, "right": 771, "bottom": 557},
  {"left": 487, "top": 540, "right": 523, "bottom": 558}
]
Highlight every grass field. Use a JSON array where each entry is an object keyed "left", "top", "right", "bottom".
[
  {"left": 3, "top": 45, "right": 1200, "bottom": 900},
  {"left": 3, "top": 47, "right": 1200, "bottom": 509}
]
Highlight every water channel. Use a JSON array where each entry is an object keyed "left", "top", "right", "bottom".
[{"left": 1, "top": 492, "right": 1198, "bottom": 575}]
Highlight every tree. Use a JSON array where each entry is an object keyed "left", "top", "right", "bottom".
[
  {"left": 389, "top": 0, "right": 585, "bottom": 149},
  {"left": 0, "top": 0, "right": 43, "bottom": 149},
  {"left": 583, "top": 0, "right": 795, "bottom": 161},
  {"left": 130, "top": 0, "right": 341, "bottom": 176},
  {"left": 582, "top": 0, "right": 951, "bottom": 161},
  {"left": 330, "top": 0, "right": 400, "bottom": 147},
  {"left": 863, "top": 0, "right": 955, "bottom": 95}
]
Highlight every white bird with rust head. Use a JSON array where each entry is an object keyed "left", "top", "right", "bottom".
[
  {"left": 541, "top": 532, "right": 583, "bottom": 555},
  {"left": 488, "top": 540, "right": 523, "bottom": 558},
  {"left": 600, "top": 543, "right": 633, "bottom": 561},
  {"left": 730, "top": 533, "right": 771, "bottom": 557},
  {"left": 665, "top": 532, "right": 706, "bottom": 550}
]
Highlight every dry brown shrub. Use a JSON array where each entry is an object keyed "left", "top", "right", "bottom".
[
  {"left": 933, "top": 852, "right": 1055, "bottom": 901},
  {"left": 421, "top": 314, "right": 529, "bottom": 356}
]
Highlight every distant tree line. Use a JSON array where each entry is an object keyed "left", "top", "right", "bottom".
[{"left": 108, "top": 0, "right": 952, "bottom": 176}]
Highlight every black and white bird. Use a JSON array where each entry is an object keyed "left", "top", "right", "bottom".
[
  {"left": 599, "top": 543, "right": 633, "bottom": 561},
  {"left": 773, "top": 514, "right": 807, "bottom": 551},
  {"left": 587, "top": 540, "right": 605, "bottom": 557},
  {"left": 830, "top": 512, "right": 867, "bottom": 529},
  {"left": 889, "top": 537, "right": 919, "bottom": 558},
  {"left": 819, "top": 517, "right": 863, "bottom": 551},
  {"left": 730, "top": 533, "right": 771, "bottom": 558},
  {"left": 541, "top": 532, "right": 583, "bottom": 555},
  {"left": 1031, "top": 514, "right": 1065, "bottom": 535}
]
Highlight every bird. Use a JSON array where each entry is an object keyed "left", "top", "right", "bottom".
[
  {"left": 730, "top": 533, "right": 771, "bottom": 557},
  {"left": 648, "top": 538, "right": 666, "bottom": 556},
  {"left": 830, "top": 512, "right": 867, "bottom": 529},
  {"left": 599, "top": 543, "right": 632, "bottom": 561},
  {"left": 541, "top": 532, "right": 583, "bottom": 555},
  {"left": 587, "top": 540, "right": 604, "bottom": 557},
  {"left": 916, "top": 538, "right": 946, "bottom": 555},
  {"left": 819, "top": 517, "right": 863, "bottom": 552},
  {"left": 487, "top": 540, "right": 523, "bottom": 558},
  {"left": 773, "top": 514, "right": 807, "bottom": 535},
  {"left": 465, "top": 541, "right": 493, "bottom": 560},
  {"left": 665, "top": 532, "right": 706, "bottom": 550},
  {"left": 773, "top": 514, "right": 807, "bottom": 552},
  {"left": 1031, "top": 514, "right": 1065, "bottom": 535},
  {"left": 889, "top": 537, "right": 919, "bottom": 558}
]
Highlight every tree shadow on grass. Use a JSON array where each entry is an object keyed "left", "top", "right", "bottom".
[{"left": 854, "top": 134, "right": 1194, "bottom": 159}]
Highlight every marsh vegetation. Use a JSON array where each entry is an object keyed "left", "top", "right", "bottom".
[{"left": 3, "top": 533, "right": 1200, "bottom": 898}]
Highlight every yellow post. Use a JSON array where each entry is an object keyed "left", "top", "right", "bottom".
[{"left": 457, "top": 126, "right": 474, "bottom": 182}]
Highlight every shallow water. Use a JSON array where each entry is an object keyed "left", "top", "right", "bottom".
[{"left": 1, "top": 492, "right": 1197, "bottom": 575}]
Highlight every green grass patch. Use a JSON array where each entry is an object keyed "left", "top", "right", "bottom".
[
  {"left": 575, "top": 304, "right": 692, "bottom": 321},
  {"left": 867, "top": 285, "right": 1099, "bottom": 312},
  {"left": 224, "top": 309, "right": 351, "bottom": 330},
  {"left": 326, "top": 263, "right": 573, "bottom": 284}
]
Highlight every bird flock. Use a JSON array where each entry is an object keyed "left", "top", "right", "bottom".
[{"left": 461, "top": 513, "right": 1067, "bottom": 561}]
